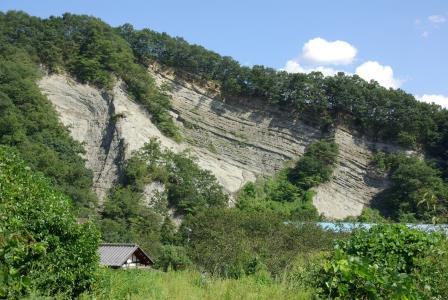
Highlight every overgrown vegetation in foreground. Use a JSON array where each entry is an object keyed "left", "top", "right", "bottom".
[
  {"left": 81, "top": 269, "right": 312, "bottom": 300},
  {"left": 82, "top": 224, "right": 448, "bottom": 300}
]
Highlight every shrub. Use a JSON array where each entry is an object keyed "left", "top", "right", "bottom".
[
  {"left": 181, "top": 209, "right": 338, "bottom": 278},
  {"left": 316, "top": 224, "right": 445, "bottom": 299},
  {"left": 372, "top": 152, "right": 448, "bottom": 222},
  {"left": 155, "top": 245, "right": 192, "bottom": 271},
  {"left": 0, "top": 146, "right": 100, "bottom": 298},
  {"left": 236, "top": 171, "right": 318, "bottom": 220},
  {"left": 413, "top": 238, "right": 448, "bottom": 298},
  {"left": 99, "top": 186, "right": 164, "bottom": 256},
  {"left": 122, "top": 139, "right": 228, "bottom": 215},
  {"left": 288, "top": 140, "right": 339, "bottom": 190}
]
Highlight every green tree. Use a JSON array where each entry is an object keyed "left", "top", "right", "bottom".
[
  {"left": 0, "top": 146, "right": 99, "bottom": 298},
  {"left": 372, "top": 153, "right": 448, "bottom": 222},
  {"left": 288, "top": 140, "right": 339, "bottom": 189}
]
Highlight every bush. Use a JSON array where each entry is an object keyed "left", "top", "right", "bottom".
[
  {"left": 236, "top": 176, "right": 317, "bottom": 220},
  {"left": 0, "top": 146, "right": 100, "bottom": 298},
  {"left": 181, "top": 209, "right": 338, "bottom": 278},
  {"left": 236, "top": 140, "right": 338, "bottom": 220},
  {"left": 413, "top": 238, "right": 448, "bottom": 298},
  {"left": 122, "top": 139, "right": 228, "bottom": 215},
  {"left": 99, "top": 186, "right": 164, "bottom": 256},
  {"left": 288, "top": 140, "right": 339, "bottom": 190},
  {"left": 155, "top": 245, "right": 192, "bottom": 271},
  {"left": 372, "top": 152, "right": 448, "bottom": 222},
  {"left": 316, "top": 224, "right": 445, "bottom": 299}
]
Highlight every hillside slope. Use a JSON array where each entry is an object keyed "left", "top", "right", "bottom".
[{"left": 39, "top": 68, "right": 395, "bottom": 218}]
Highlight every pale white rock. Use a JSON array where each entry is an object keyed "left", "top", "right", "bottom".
[
  {"left": 39, "top": 75, "right": 120, "bottom": 201},
  {"left": 112, "top": 83, "right": 182, "bottom": 156},
  {"left": 38, "top": 75, "right": 178, "bottom": 203},
  {"left": 142, "top": 181, "right": 167, "bottom": 207}
]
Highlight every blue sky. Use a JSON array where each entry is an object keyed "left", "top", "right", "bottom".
[{"left": 1, "top": 0, "right": 447, "bottom": 106}]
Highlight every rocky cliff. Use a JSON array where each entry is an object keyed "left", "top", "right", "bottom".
[
  {"left": 38, "top": 70, "right": 394, "bottom": 218},
  {"left": 39, "top": 74, "right": 180, "bottom": 202},
  {"left": 312, "top": 128, "right": 393, "bottom": 218}
]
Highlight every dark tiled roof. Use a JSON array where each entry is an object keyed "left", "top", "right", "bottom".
[{"left": 99, "top": 243, "right": 154, "bottom": 267}]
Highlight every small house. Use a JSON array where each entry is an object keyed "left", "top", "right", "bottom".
[{"left": 99, "top": 243, "right": 154, "bottom": 268}]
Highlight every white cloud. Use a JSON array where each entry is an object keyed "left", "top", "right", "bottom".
[
  {"left": 282, "top": 37, "right": 356, "bottom": 76},
  {"left": 355, "top": 61, "right": 402, "bottom": 89},
  {"left": 416, "top": 94, "right": 448, "bottom": 108},
  {"left": 283, "top": 60, "right": 339, "bottom": 76},
  {"left": 428, "top": 15, "right": 446, "bottom": 24},
  {"left": 416, "top": 14, "right": 446, "bottom": 37},
  {"left": 302, "top": 37, "right": 357, "bottom": 65},
  {"left": 283, "top": 38, "right": 403, "bottom": 89},
  {"left": 283, "top": 60, "right": 304, "bottom": 73}
]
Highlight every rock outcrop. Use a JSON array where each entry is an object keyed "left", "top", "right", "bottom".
[
  {"left": 151, "top": 68, "right": 322, "bottom": 195},
  {"left": 39, "top": 71, "right": 394, "bottom": 218},
  {"left": 39, "top": 75, "right": 122, "bottom": 201},
  {"left": 312, "top": 128, "right": 393, "bottom": 219},
  {"left": 39, "top": 74, "right": 179, "bottom": 203}
]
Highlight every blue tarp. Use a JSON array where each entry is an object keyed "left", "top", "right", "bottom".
[{"left": 315, "top": 222, "right": 448, "bottom": 234}]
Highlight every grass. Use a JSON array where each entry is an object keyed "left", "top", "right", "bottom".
[{"left": 83, "top": 269, "right": 313, "bottom": 300}]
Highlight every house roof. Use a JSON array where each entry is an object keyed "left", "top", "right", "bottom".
[{"left": 99, "top": 243, "right": 154, "bottom": 267}]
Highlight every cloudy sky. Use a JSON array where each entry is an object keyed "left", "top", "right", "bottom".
[{"left": 1, "top": 0, "right": 447, "bottom": 107}]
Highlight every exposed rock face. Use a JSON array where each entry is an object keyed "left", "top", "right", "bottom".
[
  {"left": 39, "top": 74, "right": 177, "bottom": 203},
  {"left": 38, "top": 71, "right": 394, "bottom": 219},
  {"left": 312, "top": 128, "right": 393, "bottom": 219},
  {"left": 151, "top": 69, "right": 322, "bottom": 195},
  {"left": 39, "top": 75, "right": 122, "bottom": 201}
]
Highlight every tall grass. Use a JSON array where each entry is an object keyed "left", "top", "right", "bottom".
[{"left": 82, "top": 268, "right": 313, "bottom": 300}]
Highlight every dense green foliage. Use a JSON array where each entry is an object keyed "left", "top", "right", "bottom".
[
  {"left": 99, "top": 186, "right": 164, "bottom": 257},
  {"left": 372, "top": 152, "right": 448, "bottom": 222},
  {"left": 155, "top": 245, "right": 192, "bottom": 272},
  {"left": 122, "top": 139, "right": 228, "bottom": 214},
  {"left": 118, "top": 24, "right": 448, "bottom": 181},
  {"left": 181, "top": 209, "right": 341, "bottom": 278},
  {"left": 236, "top": 176, "right": 318, "bottom": 220},
  {"left": 99, "top": 139, "right": 228, "bottom": 256},
  {"left": 0, "top": 11, "right": 178, "bottom": 139},
  {"left": 237, "top": 140, "right": 338, "bottom": 220},
  {"left": 0, "top": 146, "right": 99, "bottom": 298},
  {"left": 288, "top": 140, "right": 339, "bottom": 189},
  {"left": 0, "top": 43, "right": 96, "bottom": 215},
  {"left": 317, "top": 225, "right": 448, "bottom": 299}
]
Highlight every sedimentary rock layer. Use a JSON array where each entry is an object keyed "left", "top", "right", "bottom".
[{"left": 39, "top": 71, "right": 393, "bottom": 218}]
